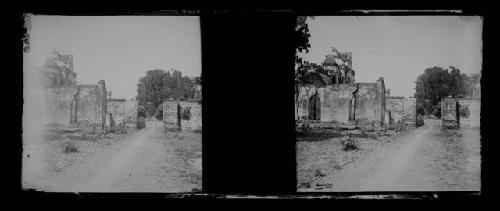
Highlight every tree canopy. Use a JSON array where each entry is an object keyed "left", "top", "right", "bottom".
[
  {"left": 136, "top": 69, "right": 199, "bottom": 119},
  {"left": 415, "top": 66, "right": 479, "bottom": 117},
  {"left": 295, "top": 16, "right": 315, "bottom": 84}
]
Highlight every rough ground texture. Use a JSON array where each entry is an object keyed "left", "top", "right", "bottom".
[
  {"left": 22, "top": 120, "right": 201, "bottom": 192},
  {"left": 297, "top": 119, "right": 480, "bottom": 192}
]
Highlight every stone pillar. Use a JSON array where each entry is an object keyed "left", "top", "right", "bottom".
[
  {"left": 376, "top": 77, "right": 386, "bottom": 127},
  {"left": 97, "top": 80, "right": 107, "bottom": 131}
]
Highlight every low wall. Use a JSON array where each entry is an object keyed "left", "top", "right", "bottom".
[
  {"left": 107, "top": 99, "right": 138, "bottom": 128},
  {"left": 458, "top": 98, "right": 480, "bottom": 128},
  {"left": 163, "top": 100, "right": 202, "bottom": 131}
]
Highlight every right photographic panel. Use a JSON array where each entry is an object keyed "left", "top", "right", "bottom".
[{"left": 295, "top": 16, "right": 482, "bottom": 192}]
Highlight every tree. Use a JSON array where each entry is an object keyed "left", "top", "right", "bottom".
[
  {"left": 415, "top": 66, "right": 469, "bottom": 117},
  {"left": 295, "top": 16, "right": 315, "bottom": 85},
  {"left": 136, "top": 69, "right": 198, "bottom": 119}
]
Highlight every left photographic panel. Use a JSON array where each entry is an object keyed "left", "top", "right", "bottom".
[{"left": 22, "top": 15, "right": 202, "bottom": 192}]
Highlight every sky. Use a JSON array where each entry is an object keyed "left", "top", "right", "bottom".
[
  {"left": 25, "top": 15, "right": 201, "bottom": 99},
  {"left": 298, "top": 16, "right": 482, "bottom": 97}
]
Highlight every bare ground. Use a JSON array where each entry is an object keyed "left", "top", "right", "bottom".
[
  {"left": 22, "top": 120, "right": 202, "bottom": 192},
  {"left": 297, "top": 119, "right": 480, "bottom": 192}
]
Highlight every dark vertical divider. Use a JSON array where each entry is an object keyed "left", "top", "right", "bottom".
[{"left": 201, "top": 14, "right": 297, "bottom": 194}]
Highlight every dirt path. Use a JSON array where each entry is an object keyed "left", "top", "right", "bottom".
[
  {"left": 316, "top": 119, "right": 480, "bottom": 192},
  {"left": 27, "top": 121, "right": 202, "bottom": 192}
]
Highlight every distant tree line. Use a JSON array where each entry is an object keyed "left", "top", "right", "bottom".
[
  {"left": 136, "top": 69, "right": 200, "bottom": 119},
  {"left": 415, "top": 66, "right": 480, "bottom": 117}
]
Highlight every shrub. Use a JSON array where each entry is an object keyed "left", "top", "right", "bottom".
[
  {"left": 62, "top": 142, "right": 78, "bottom": 153},
  {"left": 341, "top": 137, "right": 359, "bottom": 151}
]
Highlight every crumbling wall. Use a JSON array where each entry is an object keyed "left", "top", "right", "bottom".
[
  {"left": 354, "top": 83, "right": 378, "bottom": 123},
  {"left": 402, "top": 97, "right": 416, "bottom": 126},
  {"left": 76, "top": 83, "right": 106, "bottom": 134},
  {"left": 107, "top": 99, "right": 138, "bottom": 128},
  {"left": 458, "top": 98, "right": 480, "bottom": 128},
  {"left": 441, "top": 97, "right": 459, "bottom": 129},
  {"left": 296, "top": 84, "right": 356, "bottom": 123},
  {"left": 163, "top": 101, "right": 180, "bottom": 131},
  {"left": 41, "top": 87, "right": 78, "bottom": 127},
  {"left": 163, "top": 100, "right": 202, "bottom": 131},
  {"left": 179, "top": 101, "right": 202, "bottom": 131},
  {"left": 386, "top": 97, "right": 404, "bottom": 125},
  {"left": 296, "top": 78, "right": 385, "bottom": 128},
  {"left": 386, "top": 97, "right": 416, "bottom": 127},
  {"left": 41, "top": 81, "right": 106, "bottom": 134}
]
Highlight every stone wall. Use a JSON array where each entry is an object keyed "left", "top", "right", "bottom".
[
  {"left": 107, "top": 99, "right": 138, "bottom": 128},
  {"left": 386, "top": 97, "right": 416, "bottom": 127},
  {"left": 41, "top": 87, "right": 78, "bottom": 127},
  {"left": 441, "top": 97, "right": 459, "bottom": 129},
  {"left": 163, "top": 100, "right": 202, "bottom": 131},
  {"left": 441, "top": 97, "right": 480, "bottom": 129},
  {"left": 296, "top": 77, "right": 385, "bottom": 129},
  {"left": 458, "top": 98, "right": 480, "bottom": 128},
  {"left": 179, "top": 101, "right": 202, "bottom": 131},
  {"left": 41, "top": 81, "right": 107, "bottom": 133},
  {"left": 163, "top": 101, "right": 180, "bottom": 130}
]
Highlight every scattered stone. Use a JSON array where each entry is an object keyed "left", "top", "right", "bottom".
[
  {"left": 315, "top": 183, "right": 333, "bottom": 189},
  {"left": 298, "top": 182, "right": 311, "bottom": 189}
]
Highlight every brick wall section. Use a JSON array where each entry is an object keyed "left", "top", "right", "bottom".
[
  {"left": 386, "top": 97, "right": 416, "bottom": 127},
  {"left": 163, "top": 101, "right": 180, "bottom": 130},
  {"left": 163, "top": 100, "right": 202, "bottom": 131},
  {"left": 41, "top": 87, "right": 78, "bottom": 127},
  {"left": 42, "top": 81, "right": 107, "bottom": 133},
  {"left": 458, "top": 98, "right": 480, "bottom": 128},
  {"left": 179, "top": 101, "right": 202, "bottom": 131},
  {"left": 441, "top": 97, "right": 459, "bottom": 128},
  {"left": 296, "top": 78, "right": 385, "bottom": 128},
  {"left": 107, "top": 99, "right": 138, "bottom": 128},
  {"left": 296, "top": 84, "right": 356, "bottom": 123}
]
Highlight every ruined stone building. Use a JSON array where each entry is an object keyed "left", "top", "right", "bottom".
[
  {"left": 40, "top": 53, "right": 139, "bottom": 134},
  {"left": 295, "top": 48, "right": 417, "bottom": 131},
  {"left": 42, "top": 80, "right": 108, "bottom": 134}
]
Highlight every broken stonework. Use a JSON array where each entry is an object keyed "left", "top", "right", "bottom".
[
  {"left": 441, "top": 97, "right": 480, "bottom": 129},
  {"left": 385, "top": 96, "right": 417, "bottom": 129},
  {"left": 163, "top": 100, "right": 202, "bottom": 131},
  {"left": 42, "top": 80, "right": 107, "bottom": 134},
  {"left": 295, "top": 77, "right": 386, "bottom": 131},
  {"left": 107, "top": 99, "right": 139, "bottom": 130}
]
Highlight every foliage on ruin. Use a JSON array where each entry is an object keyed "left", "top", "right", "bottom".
[{"left": 415, "top": 66, "right": 480, "bottom": 117}]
